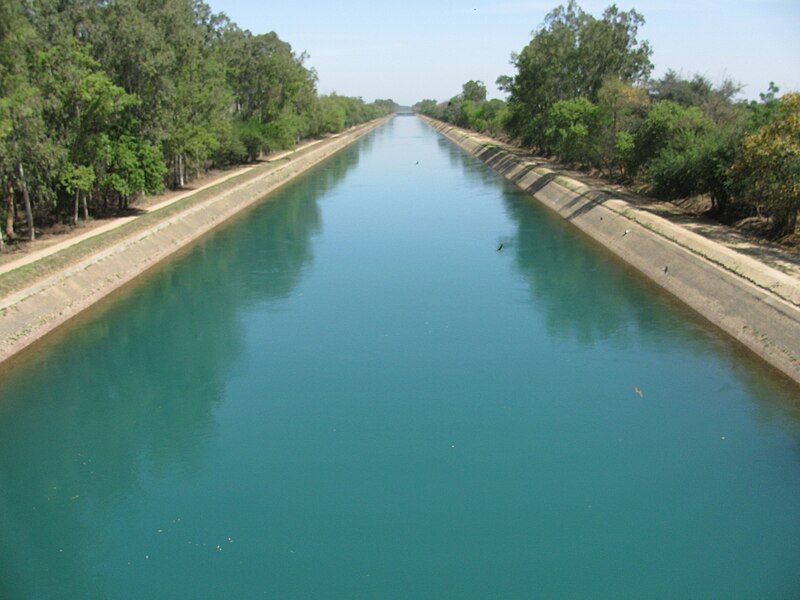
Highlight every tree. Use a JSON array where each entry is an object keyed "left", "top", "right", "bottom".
[
  {"left": 0, "top": 0, "right": 61, "bottom": 240},
  {"left": 733, "top": 93, "right": 800, "bottom": 236},
  {"left": 413, "top": 99, "right": 438, "bottom": 116},
  {"left": 546, "top": 97, "right": 600, "bottom": 164},
  {"left": 462, "top": 80, "right": 487, "bottom": 104},
  {"left": 0, "top": 0, "right": 390, "bottom": 240},
  {"left": 650, "top": 70, "right": 745, "bottom": 127},
  {"left": 501, "top": 1, "right": 652, "bottom": 146},
  {"left": 596, "top": 79, "right": 649, "bottom": 176},
  {"left": 746, "top": 82, "right": 781, "bottom": 130},
  {"left": 60, "top": 164, "right": 95, "bottom": 224},
  {"left": 39, "top": 38, "right": 143, "bottom": 219}
]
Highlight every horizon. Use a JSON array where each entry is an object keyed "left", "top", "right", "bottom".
[{"left": 209, "top": 0, "right": 800, "bottom": 105}]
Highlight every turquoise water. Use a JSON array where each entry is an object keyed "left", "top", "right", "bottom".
[{"left": 0, "top": 116, "right": 798, "bottom": 598}]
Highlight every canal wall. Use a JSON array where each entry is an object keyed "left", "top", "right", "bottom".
[
  {"left": 0, "top": 117, "right": 390, "bottom": 366},
  {"left": 421, "top": 115, "right": 800, "bottom": 386}
]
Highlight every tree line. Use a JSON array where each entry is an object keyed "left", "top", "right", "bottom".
[
  {"left": 414, "top": 1, "right": 799, "bottom": 238},
  {"left": 0, "top": 0, "right": 396, "bottom": 248}
]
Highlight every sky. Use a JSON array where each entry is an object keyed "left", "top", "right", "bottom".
[{"left": 208, "top": 0, "right": 800, "bottom": 105}]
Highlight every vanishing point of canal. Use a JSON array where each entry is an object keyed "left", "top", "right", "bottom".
[{"left": 1, "top": 117, "right": 798, "bottom": 598}]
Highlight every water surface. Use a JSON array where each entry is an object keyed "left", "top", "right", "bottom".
[{"left": 1, "top": 117, "right": 798, "bottom": 598}]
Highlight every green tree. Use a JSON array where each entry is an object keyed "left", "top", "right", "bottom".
[
  {"left": 650, "top": 70, "right": 745, "bottom": 127},
  {"left": 733, "top": 93, "right": 800, "bottom": 236},
  {"left": 60, "top": 164, "right": 95, "bottom": 225},
  {"left": 0, "top": 0, "right": 61, "bottom": 240},
  {"left": 596, "top": 79, "right": 649, "bottom": 176},
  {"left": 546, "top": 97, "right": 600, "bottom": 164},
  {"left": 501, "top": 1, "right": 652, "bottom": 146},
  {"left": 413, "top": 99, "right": 438, "bottom": 116},
  {"left": 0, "top": 0, "right": 388, "bottom": 240},
  {"left": 746, "top": 82, "right": 781, "bottom": 130},
  {"left": 462, "top": 80, "right": 487, "bottom": 103}
]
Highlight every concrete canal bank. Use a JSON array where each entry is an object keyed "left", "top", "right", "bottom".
[
  {"left": 422, "top": 115, "right": 800, "bottom": 386},
  {"left": 0, "top": 117, "right": 390, "bottom": 365}
]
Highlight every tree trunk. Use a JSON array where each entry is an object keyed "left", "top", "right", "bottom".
[
  {"left": 179, "top": 154, "right": 185, "bottom": 188},
  {"left": 0, "top": 189, "right": 4, "bottom": 251},
  {"left": 4, "top": 185, "right": 14, "bottom": 239},
  {"left": 17, "top": 162, "right": 34, "bottom": 241},
  {"left": 81, "top": 190, "right": 89, "bottom": 221},
  {"left": 73, "top": 190, "right": 80, "bottom": 225},
  {"left": 773, "top": 208, "right": 798, "bottom": 238},
  {"left": 783, "top": 209, "right": 798, "bottom": 237}
]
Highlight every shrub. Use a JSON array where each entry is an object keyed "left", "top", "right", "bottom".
[
  {"left": 546, "top": 97, "right": 600, "bottom": 164},
  {"left": 733, "top": 93, "right": 800, "bottom": 236}
]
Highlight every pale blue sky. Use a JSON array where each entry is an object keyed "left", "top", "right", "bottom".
[{"left": 209, "top": 1, "right": 800, "bottom": 105}]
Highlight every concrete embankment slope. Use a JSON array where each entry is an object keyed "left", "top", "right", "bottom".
[
  {"left": 0, "top": 117, "right": 390, "bottom": 365},
  {"left": 421, "top": 115, "right": 800, "bottom": 386}
]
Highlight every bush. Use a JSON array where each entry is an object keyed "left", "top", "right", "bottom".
[
  {"left": 546, "top": 97, "right": 600, "bottom": 164},
  {"left": 733, "top": 93, "right": 800, "bottom": 236}
]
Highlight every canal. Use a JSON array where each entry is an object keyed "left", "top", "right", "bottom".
[{"left": 0, "top": 116, "right": 798, "bottom": 597}]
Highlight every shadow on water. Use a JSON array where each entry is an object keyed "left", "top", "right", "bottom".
[
  {"left": 506, "top": 189, "right": 798, "bottom": 405},
  {"left": 437, "top": 137, "right": 503, "bottom": 187},
  {"left": 440, "top": 131, "right": 800, "bottom": 421},
  {"left": 0, "top": 142, "right": 364, "bottom": 598}
]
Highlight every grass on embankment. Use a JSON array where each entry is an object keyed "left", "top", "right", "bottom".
[{"left": 0, "top": 158, "right": 287, "bottom": 298}]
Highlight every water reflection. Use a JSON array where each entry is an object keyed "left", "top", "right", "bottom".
[
  {"left": 505, "top": 193, "right": 672, "bottom": 345},
  {"left": 0, "top": 142, "right": 364, "bottom": 598},
  {"left": 438, "top": 137, "right": 502, "bottom": 187},
  {"left": 458, "top": 144, "right": 800, "bottom": 418},
  {"left": 436, "top": 126, "right": 799, "bottom": 422}
]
